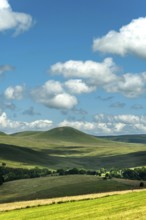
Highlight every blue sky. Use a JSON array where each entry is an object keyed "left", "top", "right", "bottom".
[{"left": 1, "top": 0, "right": 146, "bottom": 135}]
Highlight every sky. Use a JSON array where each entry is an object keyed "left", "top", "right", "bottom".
[{"left": 1, "top": 0, "right": 146, "bottom": 135}]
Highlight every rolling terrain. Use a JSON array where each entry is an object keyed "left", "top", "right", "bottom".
[
  {"left": 0, "top": 175, "right": 134, "bottom": 204},
  {"left": 0, "top": 126, "right": 146, "bottom": 169}
]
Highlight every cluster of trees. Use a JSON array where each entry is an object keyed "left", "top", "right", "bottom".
[
  {"left": 57, "top": 167, "right": 146, "bottom": 181},
  {"left": 122, "top": 167, "right": 146, "bottom": 180},
  {"left": 0, "top": 166, "right": 52, "bottom": 183},
  {"left": 57, "top": 168, "right": 98, "bottom": 176},
  {"left": 1, "top": 163, "right": 146, "bottom": 185}
]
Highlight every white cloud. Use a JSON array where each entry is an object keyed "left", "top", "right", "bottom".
[
  {"left": 59, "top": 120, "right": 96, "bottom": 131},
  {"left": 59, "top": 114, "right": 146, "bottom": 135},
  {"left": 50, "top": 58, "right": 118, "bottom": 85},
  {"left": 94, "top": 114, "right": 146, "bottom": 134},
  {"left": 48, "top": 93, "right": 78, "bottom": 109},
  {"left": 93, "top": 17, "right": 146, "bottom": 59},
  {"left": 59, "top": 120, "right": 123, "bottom": 134},
  {"left": 1, "top": 111, "right": 146, "bottom": 135},
  {"left": 0, "top": 112, "right": 53, "bottom": 133},
  {"left": 104, "top": 72, "right": 146, "bottom": 98},
  {"left": 50, "top": 58, "right": 146, "bottom": 98},
  {"left": 0, "top": 0, "right": 9, "bottom": 9},
  {"left": 31, "top": 80, "right": 78, "bottom": 110},
  {"left": 4, "top": 85, "right": 25, "bottom": 100},
  {"left": 65, "top": 79, "right": 96, "bottom": 94},
  {"left": 0, "top": 0, "right": 33, "bottom": 35}
]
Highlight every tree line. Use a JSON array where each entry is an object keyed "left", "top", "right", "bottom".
[{"left": 1, "top": 164, "right": 146, "bottom": 185}]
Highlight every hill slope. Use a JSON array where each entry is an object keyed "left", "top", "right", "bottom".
[
  {"left": 0, "top": 126, "right": 146, "bottom": 169},
  {"left": 0, "top": 175, "right": 133, "bottom": 204},
  {"left": 34, "top": 126, "right": 105, "bottom": 144}
]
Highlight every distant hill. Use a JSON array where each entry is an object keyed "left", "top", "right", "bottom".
[
  {"left": 34, "top": 126, "right": 105, "bottom": 144},
  {"left": 98, "top": 134, "right": 146, "bottom": 144},
  {"left": 11, "top": 131, "right": 42, "bottom": 137}
]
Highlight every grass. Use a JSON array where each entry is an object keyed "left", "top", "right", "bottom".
[
  {"left": 0, "top": 127, "right": 146, "bottom": 169},
  {"left": 0, "top": 175, "right": 134, "bottom": 204},
  {"left": 0, "top": 190, "right": 146, "bottom": 219}
]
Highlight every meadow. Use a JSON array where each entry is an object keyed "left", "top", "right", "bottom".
[
  {"left": 0, "top": 175, "right": 134, "bottom": 203},
  {"left": 0, "top": 190, "right": 146, "bottom": 220}
]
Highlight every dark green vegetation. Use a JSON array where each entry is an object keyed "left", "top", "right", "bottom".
[
  {"left": 2, "top": 165, "right": 146, "bottom": 184},
  {"left": 0, "top": 190, "right": 146, "bottom": 220},
  {"left": 0, "top": 126, "right": 146, "bottom": 169},
  {"left": 0, "top": 175, "right": 133, "bottom": 203}
]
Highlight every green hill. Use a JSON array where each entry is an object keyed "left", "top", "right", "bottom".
[
  {"left": 0, "top": 126, "right": 146, "bottom": 169},
  {"left": 34, "top": 126, "right": 104, "bottom": 144}
]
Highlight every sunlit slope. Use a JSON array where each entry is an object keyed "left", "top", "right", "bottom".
[
  {"left": 0, "top": 190, "right": 146, "bottom": 220},
  {"left": 0, "top": 127, "right": 146, "bottom": 169}
]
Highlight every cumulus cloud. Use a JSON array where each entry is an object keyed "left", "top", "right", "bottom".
[
  {"left": 0, "top": 0, "right": 34, "bottom": 35},
  {"left": 65, "top": 79, "right": 96, "bottom": 94},
  {"left": 93, "top": 17, "right": 146, "bottom": 59},
  {"left": 59, "top": 120, "right": 96, "bottom": 131},
  {"left": 50, "top": 58, "right": 118, "bottom": 85},
  {"left": 48, "top": 93, "right": 78, "bottom": 109},
  {"left": 0, "top": 112, "right": 53, "bottom": 133},
  {"left": 31, "top": 80, "right": 78, "bottom": 110},
  {"left": 0, "top": 65, "right": 15, "bottom": 76},
  {"left": 104, "top": 72, "right": 146, "bottom": 98},
  {"left": 50, "top": 58, "right": 146, "bottom": 98},
  {"left": 94, "top": 114, "right": 146, "bottom": 134},
  {"left": 59, "top": 114, "right": 146, "bottom": 135},
  {"left": 4, "top": 85, "right": 25, "bottom": 100}
]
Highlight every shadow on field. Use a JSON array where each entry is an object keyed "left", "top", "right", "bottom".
[
  {"left": 0, "top": 143, "right": 146, "bottom": 169},
  {"left": 0, "top": 143, "right": 58, "bottom": 166}
]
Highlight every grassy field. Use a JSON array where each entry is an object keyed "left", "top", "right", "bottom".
[
  {"left": 0, "top": 175, "right": 134, "bottom": 204},
  {"left": 0, "top": 190, "right": 146, "bottom": 220},
  {"left": 0, "top": 127, "right": 146, "bottom": 169}
]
